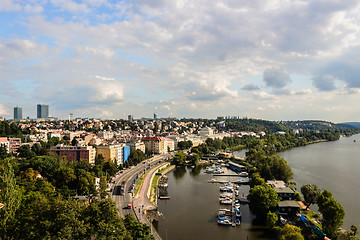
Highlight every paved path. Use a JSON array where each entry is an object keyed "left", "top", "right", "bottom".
[{"left": 133, "top": 162, "right": 169, "bottom": 224}]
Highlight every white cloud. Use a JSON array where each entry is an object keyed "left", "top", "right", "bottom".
[
  {"left": 0, "top": 104, "right": 8, "bottom": 115},
  {"left": 2, "top": 0, "right": 360, "bottom": 120},
  {"left": 0, "top": 0, "right": 21, "bottom": 11},
  {"left": 91, "top": 81, "right": 124, "bottom": 102},
  {"left": 253, "top": 91, "right": 277, "bottom": 100},
  {"left": 95, "top": 75, "right": 115, "bottom": 81},
  {"left": 50, "top": 0, "right": 90, "bottom": 13}
]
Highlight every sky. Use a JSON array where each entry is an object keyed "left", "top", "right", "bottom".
[{"left": 1, "top": 0, "right": 360, "bottom": 122}]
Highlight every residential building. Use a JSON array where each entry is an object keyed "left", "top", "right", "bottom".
[
  {"left": 0, "top": 137, "right": 21, "bottom": 154},
  {"left": 141, "top": 137, "right": 174, "bottom": 154},
  {"left": 37, "top": 104, "right": 49, "bottom": 118},
  {"left": 96, "top": 145, "right": 119, "bottom": 164},
  {"left": 97, "top": 130, "right": 114, "bottom": 140},
  {"left": 129, "top": 141, "right": 146, "bottom": 153},
  {"left": 277, "top": 200, "right": 300, "bottom": 216},
  {"left": 14, "top": 107, "right": 22, "bottom": 120},
  {"left": 49, "top": 144, "right": 96, "bottom": 165},
  {"left": 8, "top": 138, "right": 21, "bottom": 154},
  {"left": 24, "top": 133, "right": 48, "bottom": 142},
  {"left": 267, "top": 180, "right": 300, "bottom": 216},
  {"left": 96, "top": 144, "right": 130, "bottom": 166}
]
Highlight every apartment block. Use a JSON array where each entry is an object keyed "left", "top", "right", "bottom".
[
  {"left": 49, "top": 144, "right": 96, "bottom": 165},
  {"left": 141, "top": 137, "right": 174, "bottom": 154}
]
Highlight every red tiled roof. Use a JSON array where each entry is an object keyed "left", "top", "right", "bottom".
[{"left": 141, "top": 137, "right": 174, "bottom": 142}]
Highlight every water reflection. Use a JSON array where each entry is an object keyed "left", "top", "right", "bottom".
[
  {"left": 173, "top": 166, "right": 186, "bottom": 179},
  {"left": 156, "top": 165, "right": 275, "bottom": 240}
]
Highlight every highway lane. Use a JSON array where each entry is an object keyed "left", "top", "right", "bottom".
[{"left": 110, "top": 154, "right": 169, "bottom": 219}]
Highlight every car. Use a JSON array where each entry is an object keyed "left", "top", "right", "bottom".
[{"left": 127, "top": 204, "right": 132, "bottom": 209}]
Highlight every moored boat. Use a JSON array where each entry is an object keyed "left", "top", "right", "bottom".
[
  {"left": 217, "top": 218, "right": 232, "bottom": 225},
  {"left": 220, "top": 199, "right": 232, "bottom": 205}
]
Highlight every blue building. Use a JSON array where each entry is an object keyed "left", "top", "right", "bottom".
[{"left": 123, "top": 146, "right": 130, "bottom": 164}]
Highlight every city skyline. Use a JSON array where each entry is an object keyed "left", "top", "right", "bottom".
[{"left": 1, "top": 1, "right": 360, "bottom": 122}]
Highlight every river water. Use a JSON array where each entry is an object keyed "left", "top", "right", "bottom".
[
  {"left": 155, "top": 134, "right": 359, "bottom": 239},
  {"left": 278, "top": 134, "right": 360, "bottom": 229},
  {"left": 155, "top": 166, "right": 275, "bottom": 240}
]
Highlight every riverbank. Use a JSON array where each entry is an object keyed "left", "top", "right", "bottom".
[{"left": 278, "top": 134, "right": 360, "bottom": 231}]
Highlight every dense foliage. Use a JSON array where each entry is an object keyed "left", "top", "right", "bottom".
[
  {"left": 0, "top": 155, "right": 153, "bottom": 239},
  {"left": 317, "top": 190, "right": 345, "bottom": 239},
  {"left": 216, "top": 117, "right": 292, "bottom": 133},
  {"left": 0, "top": 121, "right": 23, "bottom": 138},
  {"left": 126, "top": 149, "right": 146, "bottom": 167},
  {"left": 301, "top": 184, "right": 321, "bottom": 209},
  {"left": 177, "top": 140, "right": 193, "bottom": 150},
  {"left": 247, "top": 183, "right": 280, "bottom": 218}
]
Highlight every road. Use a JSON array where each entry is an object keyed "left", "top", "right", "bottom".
[{"left": 110, "top": 154, "right": 169, "bottom": 219}]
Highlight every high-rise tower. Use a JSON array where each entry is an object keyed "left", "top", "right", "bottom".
[
  {"left": 37, "top": 104, "right": 49, "bottom": 118},
  {"left": 14, "top": 106, "right": 22, "bottom": 120}
]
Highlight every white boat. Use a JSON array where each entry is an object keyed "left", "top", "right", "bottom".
[
  {"left": 220, "top": 193, "right": 232, "bottom": 198},
  {"left": 235, "top": 202, "right": 241, "bottom": 209},
  {"left": 208, "top": 178, "right": 217, "bottom": 183},
  {"left": 238, "top": 172, "right": 249, "bottom": 177},
  {"left": 235, "top": 218, "right": 241, "bottom": 225},
  {"left": 235, "top": 190, "right": 239, "bottom": 196},
  {"left": 220, "top": 199, "right": 232, "bottom": 205},
  {"left": 219, "top": 197, "right": 231, "bottom": 201},
  {"left": 217, "top": 218, "right": 232, "bottom": 225},
  {"left": 218, "top": 209, "right": 232, "bottom": 218}
]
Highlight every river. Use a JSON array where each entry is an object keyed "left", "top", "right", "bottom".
[
  {"left": 155, "top": 166, "right": 275, "bottom": 240},
  {"left": 155, "top": 134, "right": 359, "bottom": 239},
  {"left": 278, "top": 134, "right": 360, "bottom": 229}
]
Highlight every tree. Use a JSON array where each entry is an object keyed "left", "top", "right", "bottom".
[
  {"left": 247, "top": 183, "right": 279, "bottom": 218},
  {"left": 280, "top": 224, "right": 304, "bottom": 240},
  {"left": 249, "top": 172, "right": 265, "bottom": 188},
  {"left": 18, "top": 145, "right": 36, "bottom": 159},
  {"left": 317, "top": 189, "right": 345, "bottom": 239},
  {"left": 0, "top": 145, "right": 7, "bottom": 159},
  {"left": 171, "top": 152, "right": 186, "bottom": 166},
  {"left": 123, "top": 214, "right": 154, "bottom": 240},
  {"left": 71, "top": 138, "right": 78, "bottom": 146},
  {"left": 0, "top": 157, "right": 22, "bottom": 239},
  {"left": 82, "top": 199, "right": 129, "bottom": 239},
  {"left": 99, "top": 175, "right": 108, "bottom": 199},
  {"left": 301, "top": 184, "right": 321, "bottom": 209},
  {"left": 189, "top": 153, "right": 200, "bottom": 166},
  {"left": 266, "top": 211, "right": 279, "bottom": 230}
]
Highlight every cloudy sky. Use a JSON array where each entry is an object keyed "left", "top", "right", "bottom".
[{"left": 1, "top": 0, "right": 360, "bottom": 122}]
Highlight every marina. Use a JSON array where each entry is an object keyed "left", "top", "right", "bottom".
[{"left": 156, "top": 165, "right": 275, "bottom": 240}]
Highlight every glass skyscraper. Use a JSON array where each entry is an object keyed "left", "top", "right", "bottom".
[
  {"left": 37, "top": 104, "right": 49, "bottom": 118},
  {"left": 14, "top": 107, "right": 22, "bottom": 120}
]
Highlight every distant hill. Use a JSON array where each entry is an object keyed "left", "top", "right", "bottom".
[
  {"left": 338, "top": 122, "right": 360, "bottom": 128},
  {"left": 216, "top": 118, "right": 292, "bottom": 133},
  {"left": 281, "top": 120, "right": 339, "bottom": 131}
]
